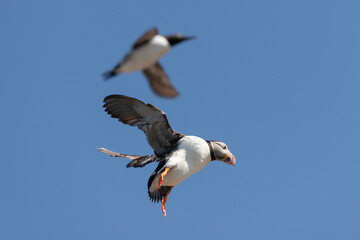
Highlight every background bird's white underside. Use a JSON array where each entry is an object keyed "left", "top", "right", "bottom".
[{"left": 118, "top": 35, "right": 170, "bottom": 73}]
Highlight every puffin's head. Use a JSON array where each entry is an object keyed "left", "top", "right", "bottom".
[
  {"left": 165, "top": 34, "right": 196, "bottom": 46},
  {"left": 207, "top": 140, "right": 236, "bottom": 166}
]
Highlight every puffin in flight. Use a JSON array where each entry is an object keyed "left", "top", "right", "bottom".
[
  {"left": 103, "top": 27, "right": 195, "bottom": 98},
  {"left": 98, "top": 95, "right": 236, "bottom": 217}
]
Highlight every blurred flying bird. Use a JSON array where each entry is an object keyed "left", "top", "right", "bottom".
[{"left": 103, "top": 27, "right": 195, "bottom": 98}]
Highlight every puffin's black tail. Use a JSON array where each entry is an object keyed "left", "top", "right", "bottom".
[
  {"left": 102, "top": 70, "right": 117, "bottom": 80},
  {"left": 148, "top": 186, "right": 173, "bottom": 203},
  {"left": 98, "top": 147, "right": 158, "bottom": 168}
]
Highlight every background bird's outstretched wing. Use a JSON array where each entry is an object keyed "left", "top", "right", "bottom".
[
  {"left": 103, "top": 95, "right": 184, "bottom": 155},
  {"left": 143, "top": 62, "right": 179, "bottom": 98},
  {"left": 132, "top": 27, "right": 158, "bottom": 49}
]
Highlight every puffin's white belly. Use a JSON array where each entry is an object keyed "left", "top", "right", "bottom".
[
  {"left": 119, "top": 35, "right": 170, "bottom": 72},
  {"left": 151, "top": 136, "right": 211, "bottom": 189}
]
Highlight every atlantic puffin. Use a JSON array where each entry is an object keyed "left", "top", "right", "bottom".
[
  {"left": 103, "top": 27, "right": 195, "bottom": 98},
  {"left": 98, "top": 95, "right": 236, "bottom": 216}
]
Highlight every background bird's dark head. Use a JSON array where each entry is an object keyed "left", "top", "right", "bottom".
[
  {"left": 207, "top": 140, "right": 236, "bottom": 166},
  {"left": 165, "top": 34, "right": 195, "bottom": 46}
]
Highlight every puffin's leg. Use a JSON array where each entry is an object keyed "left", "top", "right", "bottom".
[
  {"left": 161, "top": 192, "right": 169, "bottom": 217},
  {"left": 158, "top": 167, "right": 170, "bottom": 187}
]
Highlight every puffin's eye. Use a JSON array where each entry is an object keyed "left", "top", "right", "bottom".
[{"left": 223, "top": 146, "right": 227, "bottom": 150}]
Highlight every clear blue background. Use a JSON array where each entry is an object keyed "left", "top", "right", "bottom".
[{"left": 1, "top": 0, "right": 359, "bottom": 239}]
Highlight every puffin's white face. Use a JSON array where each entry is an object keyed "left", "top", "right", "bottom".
[{"left": 210, "top": 141, "right": 236, "bottom": 166}]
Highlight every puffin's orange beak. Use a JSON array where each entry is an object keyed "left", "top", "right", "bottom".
[
  {"left": 230, "top": 154, "right": 236, "bottom": 166},
  {"left": 224, "top": 154, "right": 236, "bottom": 166}
]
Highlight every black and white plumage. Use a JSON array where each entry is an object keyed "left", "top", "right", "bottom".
[
  {"left": 103, "top": 27, "right": 194, "bottom": 98},
  {"left": 98, "top": 95, "right": 236, "bottom": 216}
]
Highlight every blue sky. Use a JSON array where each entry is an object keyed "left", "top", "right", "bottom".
[{"left": 1, "top": 0, "right": 360, "bottom": 239}]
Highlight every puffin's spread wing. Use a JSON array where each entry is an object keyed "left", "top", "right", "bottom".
[
  {"left": 143, "top": 62, "right": 179, "bottom": 98},
  {"left": 98, "top": 147, "right": 159, "bottom": 168},
  {"left": 103, "top": 95, "right": 184, "bottom": 155},
  {"left": 132, "top": 27, "right": 158, "bottom": 50}
]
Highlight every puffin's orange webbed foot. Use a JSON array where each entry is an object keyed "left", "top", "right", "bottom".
[
  {"left": 158, "top": 167, "right": 170, "bottom": 187},
  {"left": 161, "top": 192, "right": 169, "bottom": 217}
]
